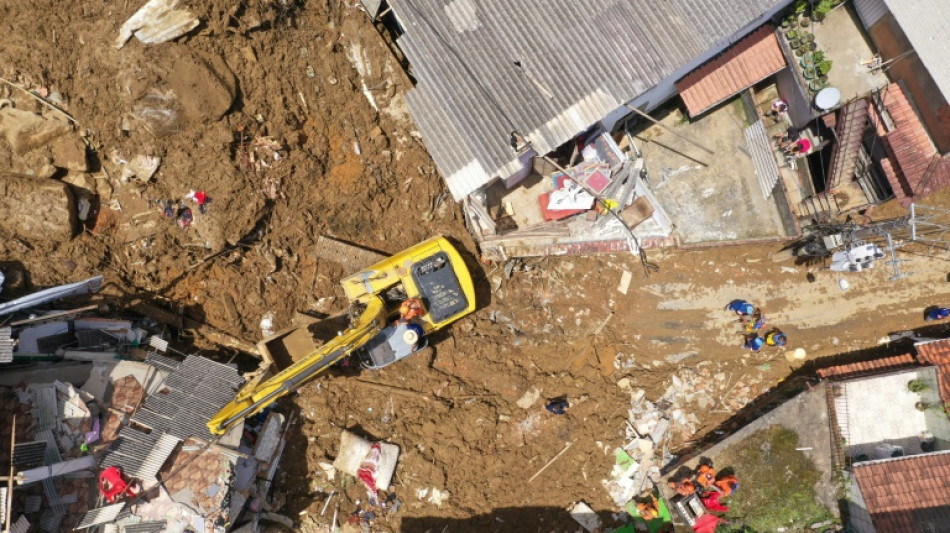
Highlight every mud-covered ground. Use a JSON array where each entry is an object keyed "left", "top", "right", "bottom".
[{"left": 3, "top": 1, "right": 950, "bottom": 532}]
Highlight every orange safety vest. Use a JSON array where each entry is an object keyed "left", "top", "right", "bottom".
[
  {"left": 696, "top": 465, "right": 716, "bottom": 488},
  {"left": 637, "top": 496, "right": 659, "bottom": 520},
  {"left": 715, "top": 475, "right": 739, "bottom": 496},
  {"left": 669, "top": 479, "right": 696, "bottom": 496},
  {"left": 399, "top": 298, "right": 423, "bottom": 321}
]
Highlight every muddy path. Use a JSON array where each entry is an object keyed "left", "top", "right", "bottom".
[{"left": 3, "top": 1, "right": 950, "bottom": 532}]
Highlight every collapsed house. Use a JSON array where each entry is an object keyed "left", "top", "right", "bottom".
[{"left": 0, "top": 274, "right": 292, "bottom": 533}]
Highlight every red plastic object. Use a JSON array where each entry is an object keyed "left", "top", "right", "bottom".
[
  {"left": 692, "top": 514, "right": 723, "bottom": 533},
  {"left": 700, "top": 491, "right": 729, "bottom": 512},
  {"left": 99, "top": 466, "right": 131, "bottom": 503}
]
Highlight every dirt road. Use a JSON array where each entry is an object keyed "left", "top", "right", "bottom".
[{"left": 3, "top": 1, "right": 950, "bottom": 532}]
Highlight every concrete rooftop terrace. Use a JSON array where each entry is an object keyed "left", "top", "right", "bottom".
[
  {"left": 811, "top": 5, "right": 888, "bottom": 102},
  {"left": 635, "top": 99, "right": 794, "bottom": 245}
]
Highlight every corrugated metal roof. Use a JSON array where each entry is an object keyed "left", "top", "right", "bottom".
[
  {"left": 122, "top": 522, "right": 167, "bottom": 533},
  {"left": 75, "top": 503, "right": 125, "bottom": 530},
  {"left": 39, "top": 508, "right": 63, "bottom": 533},
  {"left": 133, "top": 355, "right": 243, "bottom": 442},
  {"left": 391, "top": 0, "right": 788, "bottom": 200},
  {"left": 883, "top": 0, "right": 950, "bottom": 104},
  {"left": 0, "top": 275, "right": 103, "bottom": 317},
  {"left": 135, "top": 433, "right": 181, "bottom": 482},
  {"left": 854, "top": 0, "right": 888, "bottom": 29},
  {"left": 745, "top": 120, "right": 782, "bottom": 198},
  {"left": 24, "top": 495, "right": 41, "bottom": 513},
  {"left": 10, "top": 515, "right": 29, "bottom": 533},
  {"left": 31, "top": 384, "right": 58, "bottom": 432},
  {"left": 12, "top": 440, "right": 48, "bottom": 468},
  {"left": 0, "top": 327, "right": 12, "bottom": 363},
  {"left": 676, "top": 25, "right": 786, "bottom": 116},
  {"left": 144, "top": 352, "right": 180, "bottom": 372}
]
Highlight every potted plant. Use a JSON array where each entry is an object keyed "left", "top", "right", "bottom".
[
  {"left": 803, "top": 33, "right": 815, "bottom": 43},
  {"left": 817, "top": 57, "right": 833, "bottom": 77},
  {"left": 801, "top": 52, "right": 815, "bottom": 68},
  {"left": 813, "top": 0, "right": 837, "bottom": 22},
  {"left": 808, "top": 42, "right": 818, "bottom": 52},
  {"left": 785, "top": 29, "right": 798, "bottom": 40},
  {"left": 803, "top": 66, "right": 817, "bottom": 79},
  {"left": 789, "top": 38, "right": 802, "bottom": 49},
  {"left": 800, "top": 17, "right": 810, "bottom": 28},
  {"left": 908, "top": 379, "right": 932, "bottom": 393}
]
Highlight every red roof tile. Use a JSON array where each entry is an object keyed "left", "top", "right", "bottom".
[
  {"left": 817, "top": 354, "right": 917, "bottom": 380},
  {"left": 916, "top": 339, "right": 950, "bottom": 402},
  {"left": 855, "top": 453, "right": 950, "bottom": 532},
  {"left": 871, "top": 83, "right": 950, "bottom": 204},
  {"left": 676, "top": 25, "right": 786, "bottom": 116}
]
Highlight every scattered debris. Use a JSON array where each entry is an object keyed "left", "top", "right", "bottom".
[
  {"left": 116, "top": 0, "right": 199, "bottom": 49},
  {"left": 117, "top": 154, "right": 161, "bottom": 184},
  {"left": 617, "top": 269, "right": 633, "bottom": 295},
  {"left": 515, "top": 387, "right": 541, "bottom": 409},
  {"left": 567, "top": 501, "right": 603, "bottom": 532},
  {"left": 332, "top": 431, "right": 400, "bottom": 492}
]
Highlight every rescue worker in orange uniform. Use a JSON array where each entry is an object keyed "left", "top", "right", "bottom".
[
  {"left": 696, "top": 464, "right": 716, "bottom": 489},
  {"left": 714, "top": 474, "right": 740, "bottom": 497},
  {"left": 636, "top": 494, "right": 660, "bottom": 520},
  {"left": 669, "top": 478, "right": 696, "bottom": 497},
  {"left": 398, "top": 298, "right": 423, "bottom": 323}
]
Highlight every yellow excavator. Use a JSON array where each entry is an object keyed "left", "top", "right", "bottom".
[{"left": 207, "top": 236, "right": 476, "bottom": 435}]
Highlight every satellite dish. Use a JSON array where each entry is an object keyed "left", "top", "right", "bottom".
[{"left": 816, "top": 87, "right": 841, "bottom": 111}]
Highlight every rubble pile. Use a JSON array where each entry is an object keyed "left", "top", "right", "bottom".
[{"left": 602, "top": 388, "right": 670, "bottom": 512}]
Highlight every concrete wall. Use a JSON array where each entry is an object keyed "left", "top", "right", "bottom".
[
  {"left": 775, "top": 66, "right": 814, "bottom": 128},
  {"left": 868, "top": 14, "right": 950, "bottom": 153},
  {"left": 600, "top": 0, "right": 796, "bottom": 132}
]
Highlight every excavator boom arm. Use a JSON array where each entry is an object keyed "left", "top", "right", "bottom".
[{"left": 207, "top": 296, "right": 383, "bottom": 435}]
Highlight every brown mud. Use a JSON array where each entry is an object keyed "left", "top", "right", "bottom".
[{"left": 2, "top": 2, "right": 950, "bottom": 532}]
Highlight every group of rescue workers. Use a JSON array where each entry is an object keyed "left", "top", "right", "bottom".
[
  {"left": 726, "top": 299, "right": 787, "bottom": 351},
  {"left": 631, "top": 458, "right": 740, "bottom": 526}
]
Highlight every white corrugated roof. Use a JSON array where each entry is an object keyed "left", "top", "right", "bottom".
[
  {"left": 391, "top": 0, "right": 790, "bottom": 200},
  {"left": 884, "top": 0, "right": 950, "bottom": 103}
]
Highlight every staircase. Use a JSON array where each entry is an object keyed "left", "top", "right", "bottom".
[{"left": 800, "top": 192, "right": 838, "bottom": 221}]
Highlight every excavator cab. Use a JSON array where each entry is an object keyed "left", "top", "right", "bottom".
[{"left": 206, "top": 236, "right": 476, "bottom": 435}]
